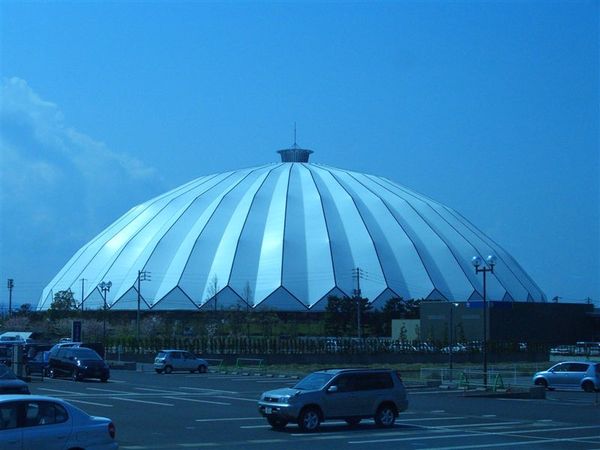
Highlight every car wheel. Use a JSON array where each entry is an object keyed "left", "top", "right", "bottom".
[
  {"left": 374, "top": 404, "right": 396, "bottom": 428},
  {"left": 298, "top": 407, "right": 321, "bottom": 432},
  {"left": 164, "top": 365, "right": 173, "bottom": 374},
  {"left": 345, "top": 418, "right": 361, "bottom": 427},
  {"left": 582, "top": 380, "right": 595, "bottom": 393},
  {"left": 198, "top": 365, "right": 207, "bottom": 374},
  {"left": 267, "top": 416, "right": 288, "bottom": 430},
  {"left": 155, "top": 369, "right": 163, "bottom": 374},
  {"left": 534, "top": 378, "right": 548, "bottom": 389}
]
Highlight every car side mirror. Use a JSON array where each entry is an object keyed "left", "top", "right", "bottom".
[{"left": 327, "top": 385, "right": 338, "bottom": 394}]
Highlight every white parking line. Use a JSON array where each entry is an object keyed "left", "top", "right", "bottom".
[
  {"left": 134, "top": 387, "right": 183, "bottom": 395},
  {"left": 215, "top": 395, "right": 258, "bottom": 402},
  {"left": 110, "top": 397, "right": 174, "bottom": 406},
  {"left": 255, "top": 380, "right": 296, "bottom": 383},
  {"left": 420, "top": 437, "right": 600, "bottom": 449},
  {"left": 68, "top": 399, "right": 114, "bottom": 407},
  {"left": 179, "top": 387, "right": 238, "bottom": 394},
  {"left": 399, "top": 416, "right": 464, "bottom": 422},
  {"left": 37, "top": 388, "right": 81, "bottom": 395},
  {"left": 195, "top": 417, "right": 262, "bottom": 422},
  {"left": 86, "top": 387, "right": 130, "bottom": 394},
  {"left": 240, "top": 425, "right": 272, "bottom": 429},
  {"left": 163, "top": 396, "right": 231, "bottom": 405}
]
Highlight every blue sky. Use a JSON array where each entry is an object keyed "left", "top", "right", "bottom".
[{"left": 0, "top": 1, "right": 598, "bottom": 309}]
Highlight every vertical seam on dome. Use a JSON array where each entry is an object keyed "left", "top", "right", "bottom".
[
  {"left": 178, "top": 166, "right": 276, "bottom": 303},
  {"left": 372, "top": 176, "right": 523, "bottom": 300},
  {"left": 345, "top": 171, "right": 436, "bottom": 298},
  {"left": 318, "top": 166, "right": 388, "bottom": 300},
  {"left": 364, "top": 174, "right": 473, "bottom": 300},
  {"left": 444, "top": 207, "right": 543, "bottom": 300},
  {"left": 46, "top": 171, "right": 226, "bottom": 308},
  {"left": 226, "top": 164, "right": 285, "bottom": 294},
  {"left": 304, "top": 164, "right": 338, "bottom": 293},
  {"left": 99, "top": 171, "right": 243, "bottom": 306},
  {"left": 137, "top": 169, "right": 258, "bottom": 303},
  {"left": 280, "top": 163, "right": 294, "bottom": 296}
]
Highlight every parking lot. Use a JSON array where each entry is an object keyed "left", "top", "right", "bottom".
[{"left": 27, "top": 370, "right": 600, "bottom": 450}]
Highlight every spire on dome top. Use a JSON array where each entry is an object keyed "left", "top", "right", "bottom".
[{"left": 277, "top": 123, "right": 314, "bottom": 162}]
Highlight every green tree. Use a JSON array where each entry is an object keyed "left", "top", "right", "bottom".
[
  {"left": 325, "top": 295, "right": 372, "bottom": 336},
  {"left": 49, "top": 290, "right": 77, "bottom": 317}
]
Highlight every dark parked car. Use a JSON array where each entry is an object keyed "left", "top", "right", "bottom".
[
  {"left": 25, "top": 351, "right": 50, "bottom": 376},
  {"left": 48, "top": 347, "right": 110, "bottom": 382},
  {"left": 0, "top": 363, "right": 30, "bottom": 395}
]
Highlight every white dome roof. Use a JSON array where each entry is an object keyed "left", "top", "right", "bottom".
[{"left": 39, "top": 150, "right": 546, "bottom": 311}]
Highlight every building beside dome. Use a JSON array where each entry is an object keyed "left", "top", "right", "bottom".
[{"left": 38, "top": 145, "right": 546, "bottom": 312}]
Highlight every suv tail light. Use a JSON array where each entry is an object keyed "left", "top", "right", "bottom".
[{"left": 108, "top": 422, "right": 116, "bottom": 439}]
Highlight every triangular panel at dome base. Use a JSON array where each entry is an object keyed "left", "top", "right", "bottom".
[
  {"left": 255, "top": 287, "right": 308, "bottom": 311},
  {"left": 370, "top": 288, "right": 402, "bottom": 310},
  {"left": 109, "top": 287, "right": 151, "bottom": 311},
  {"left": 200, "top": 286, "right": 245, "bottom": 311},
  {"left": 502, "top": 292, "right": 514, "bottom": 302},
  {"left": 81, "top": 290, "right": 106, "bottom": 311},
  {"left": 426, "top": 289, "right": 448, "bottom": 301},
  {"left": 307, "top": 287, "right": 348, "bottom": 311},
  {"left": 151, "top": 287, "right": 199, "bottom": 310},
  {"left": 468, "top": 291, "right": 483, "bottom": 301}
]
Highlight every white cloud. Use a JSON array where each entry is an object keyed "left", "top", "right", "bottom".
[{"left": 0, "top": 77, "right": 165, "bottom": 284}]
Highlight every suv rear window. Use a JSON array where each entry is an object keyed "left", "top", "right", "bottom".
[
  {"left": 354, "top": 373, "right": 393, "bottom": 390},
  {"left": 568, "top": 363, "right": 589, "bottom": 372}
]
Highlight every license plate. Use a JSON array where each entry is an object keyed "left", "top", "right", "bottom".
[{"left": 265, "top": 407, "right": 272, "bottom": 414}]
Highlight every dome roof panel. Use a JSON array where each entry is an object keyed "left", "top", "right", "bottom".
[{"left": 39, "top": 152, "right": 546, "bottom": 311}]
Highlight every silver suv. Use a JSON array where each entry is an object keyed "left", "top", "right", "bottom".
[
  {"left": 154, "top": 349, "right": 208, "bottom": 374},
  {"left": 258, "top": 368, "right": 408, "bottom": 431}
]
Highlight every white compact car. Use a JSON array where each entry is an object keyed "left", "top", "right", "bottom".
[
  {"left": 0, "top": 395, "right": 118, "bottom": 450},
  {"left": 154, "top": 349, "right": 208, "bottom": 374}
]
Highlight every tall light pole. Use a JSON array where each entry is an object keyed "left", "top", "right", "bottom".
[
  {"left": 352, "top": 267, "right": 363, "bottom": 339},
  {"left": 472, "top": 254, "right": 496, "bottom": 388},
  {"left": 7, "top": 279, "right": 14, "bottom": 317},
  {"left": 448, "top": 302, "right": 459, "bottom": 381},
  {"left": 98, "top": 281, "right": 112, "bottom": 348},
  {"left": 80, "top": 278, "right": 87, "bottom": 311},
  {"left": 137, "top": 270, "right": 150, "bottom": 341}
]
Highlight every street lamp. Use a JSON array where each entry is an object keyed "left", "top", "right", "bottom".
[
  {"left": 98, "top": 281, "right": 112, "bottom": 347},
  {"left": 472, "top": 254, "right": 496, "bottom": 388},
  {"left": 448, "top": 302, "right": 459, "bottom": 381}
]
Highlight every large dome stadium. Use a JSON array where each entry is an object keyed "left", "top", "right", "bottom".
[{"left": 38, "top": 146, "right": 546, "bottom": 311}]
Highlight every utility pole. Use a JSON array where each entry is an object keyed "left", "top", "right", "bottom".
[
  {"left": 137, "top": 270, "right": 151, "bottom": 341},
  {"left": 80, "top": 278, "right": 87, "bottom": 311},
  {"left": 7, "top": 279, "right": 14, "bottom": 317},
  {"left": 352, "top": 268, "right": 363, "bottom": 339}
]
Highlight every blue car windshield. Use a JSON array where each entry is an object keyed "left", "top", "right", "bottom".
[{"left": 293, "top": 372, "right": 334, "bottom": 390}]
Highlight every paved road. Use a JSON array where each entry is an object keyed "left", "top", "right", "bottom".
[{"left": 27, "top": 370, "right": 600, "bottom": 449}]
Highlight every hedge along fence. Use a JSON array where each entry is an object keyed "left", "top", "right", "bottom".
[{"left": 105, "top": 337, "right": 549, "bottom": 357}]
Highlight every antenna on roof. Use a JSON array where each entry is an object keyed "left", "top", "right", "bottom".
[
  {"left": 277, "top": 122, "right": 313, "bottom": 162},
  {"left": 293, "top": 122, "right": 298, "bottom": 149}
]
